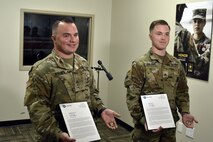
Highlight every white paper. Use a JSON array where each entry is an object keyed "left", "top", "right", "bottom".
[
  {"left": 59, "top": 102, "right": 101, "bottom": 142},
  {"left": 141, "top": 94, "right": 175, "bottom": 130},
  {"left": 186, "top": 127, "right": 195, "bottom": 138}
]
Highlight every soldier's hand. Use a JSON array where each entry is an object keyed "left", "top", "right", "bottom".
[
  {"left": 152, "top": 126, "right": 163, "bottom": 133},
  {"left": 182, "top": 113, "right": 198, "bottom": 128},
  {"left": 101, "top": 108, "right": 120, "bottom": 129},
  {"left": 59, "top": 132, "right": 76, "bottom": 142},
  {"left": 144, "top": 122, "right": 163, "bottom": 133},
  {"left": 144, "top": 122, "right": 163, "bottom": 132}
]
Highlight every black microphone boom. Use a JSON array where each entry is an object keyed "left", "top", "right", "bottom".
[{"left": 97, "top": 60, "right": 113, "bottom": 80}]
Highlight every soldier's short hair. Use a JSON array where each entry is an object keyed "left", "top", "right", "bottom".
[
  {"left": 149, "top": 20, "right": 170, "bottom": 33},
  {"left": 52, "top": 18, "right": 74, "bottom": 35}
]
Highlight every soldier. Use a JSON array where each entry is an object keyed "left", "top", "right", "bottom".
[
  {"left": 174, "top": 4, "right": 196, "bottom": 72},
  {"left": 191, "top": 8, "right": 211, "bottom": 80},
  {"left": 124, "top": 20, "right": 198, "bottom": 142},
  {"left": 174, "top": 4, "right": 192, "bottom": 53},
  {"left": 24, "top": 18, "right": 120, "bottom": 142}
]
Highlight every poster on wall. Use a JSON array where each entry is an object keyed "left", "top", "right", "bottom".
[{"left": 174, "top": 1, "right": 213, "bottom": 81}]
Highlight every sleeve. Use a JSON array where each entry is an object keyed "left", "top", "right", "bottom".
[
  {"left": 124, "top": 61, "right": 146, "bottom": 125},
  {"left": 24, "top": 69, "right": 62, "bottom": 141},
  {"left": 176, "top": 63, "right": 190, "bottom": 114}
]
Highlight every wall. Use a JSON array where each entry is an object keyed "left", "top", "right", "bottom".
[
  {"left": 109, "top": 0, "right": 213, "bottom": 142},
  {"left": 1, "top": 0, "right": 213, "bottom": 141},
  {"left": 0, "top": 0, "right": 112, "bottom": 121}
]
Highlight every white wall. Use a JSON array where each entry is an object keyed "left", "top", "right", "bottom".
[
  {"left": 1, "top": 0, "right": 213, "bottom": 141},
  {"left": 0, "top": 0, "right": 112, "bottom": 121},
  {"left": 109, "top": 0, "right": 213, "bottom": 142}
]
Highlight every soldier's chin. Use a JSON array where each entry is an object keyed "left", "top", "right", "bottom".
[
  {"left": 68, "top": 47, "right": 78, "bottom": 53},
  {"left": 65, "top": 50, "right": 74, "bottom": 54}
]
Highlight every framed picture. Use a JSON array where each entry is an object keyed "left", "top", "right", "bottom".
[
  {"left": 174, "top": 1, "right": 213, "bottom": 81},
  {"left": 19, "top": 9, "right": 94, "bottom": 71}
]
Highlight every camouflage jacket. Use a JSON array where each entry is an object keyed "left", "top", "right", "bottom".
[
  {"left": 193, "top": 33, "right": 211, "bottom": 45},
  {"left": 174, "top": 22, "right": 198, "bottom": 62},
  {"left": 174, "top": 22, "right": 193, "bottom": 54},
  {"left": 124, "top": 49, "right": 190, "bottom": 126},
  {"left": 24, "top": 50, "right": 105, "bottom": 142}
]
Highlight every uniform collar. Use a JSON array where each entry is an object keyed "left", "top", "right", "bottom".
[
  {"left": 51, "top": 50, "right": 75, "bottom": 70},
  {"left": 149, "top": 49, "right": 173, "bottom": 64}
]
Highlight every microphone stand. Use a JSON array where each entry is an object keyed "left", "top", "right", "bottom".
[
  {"left": 91, "top": 66, "right": 105, "bottom": 120},
  {"left": 91, "top": 66, "right": 104, "bottom": 91}
]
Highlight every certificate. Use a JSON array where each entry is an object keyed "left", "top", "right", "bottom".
[
  {"left": 59, "top": 102, "right": 101, "bottom": 142},
  {"left": 141, "top": 94, "right": 175, "bottom": 130}
]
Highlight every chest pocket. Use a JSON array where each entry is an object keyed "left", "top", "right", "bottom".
[
  {"left": 164, "top": 62, "right": 180, "bottom": 88},
  {"left": 142, "top": 62, "right": 162, "bottom": 94},
  {"left": 142, "top": 61, "right": 180, "bottom": 95},
  {"left": 74, "top": 66, "right": 90, "bottom": 92}
]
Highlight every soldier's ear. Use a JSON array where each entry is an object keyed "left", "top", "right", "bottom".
[
  {"left": 149, "top": 34, "right": 152, "bottom": 40},
  {"left": 51, "top": 35, "right": 56, "bottom": 41}
]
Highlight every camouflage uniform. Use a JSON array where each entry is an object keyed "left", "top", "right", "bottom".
[
  {"left": 190, "top": 33, "right": 211, "bottom": 80},
  {"left": 174, "top": 22, "right": 197, "bottom": 71},
  {"left": 24, "top": 50, "right": 105, "bottom": 142},
  {"left": 174, "top": 22, "right": 193, "bottom": 54},
  {"left": 124, "top": 49, "right": 190, "bottom": 142},
  {"left": 188, "top": 8, "right": 211, "bottom": 80}
]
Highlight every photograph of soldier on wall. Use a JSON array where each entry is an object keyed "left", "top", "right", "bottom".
[{"left": 174, "top": 1, "right": 213, "bottom": 81}]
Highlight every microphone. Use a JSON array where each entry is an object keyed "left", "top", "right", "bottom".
[{"left": 97, "top": 60, "right": 113, "bottom": 80}]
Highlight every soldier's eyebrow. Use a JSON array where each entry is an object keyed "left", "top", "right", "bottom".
[
  {"left": 62, "top": 32, "right": 79, "bottom": 36},
  {"left": 166, "top": 32, "right": 170, "bottom": 36}
]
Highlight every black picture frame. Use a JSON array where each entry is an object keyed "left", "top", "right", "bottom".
[{"left": 19, "top": 9, "right": 94, "bottom": 71}]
